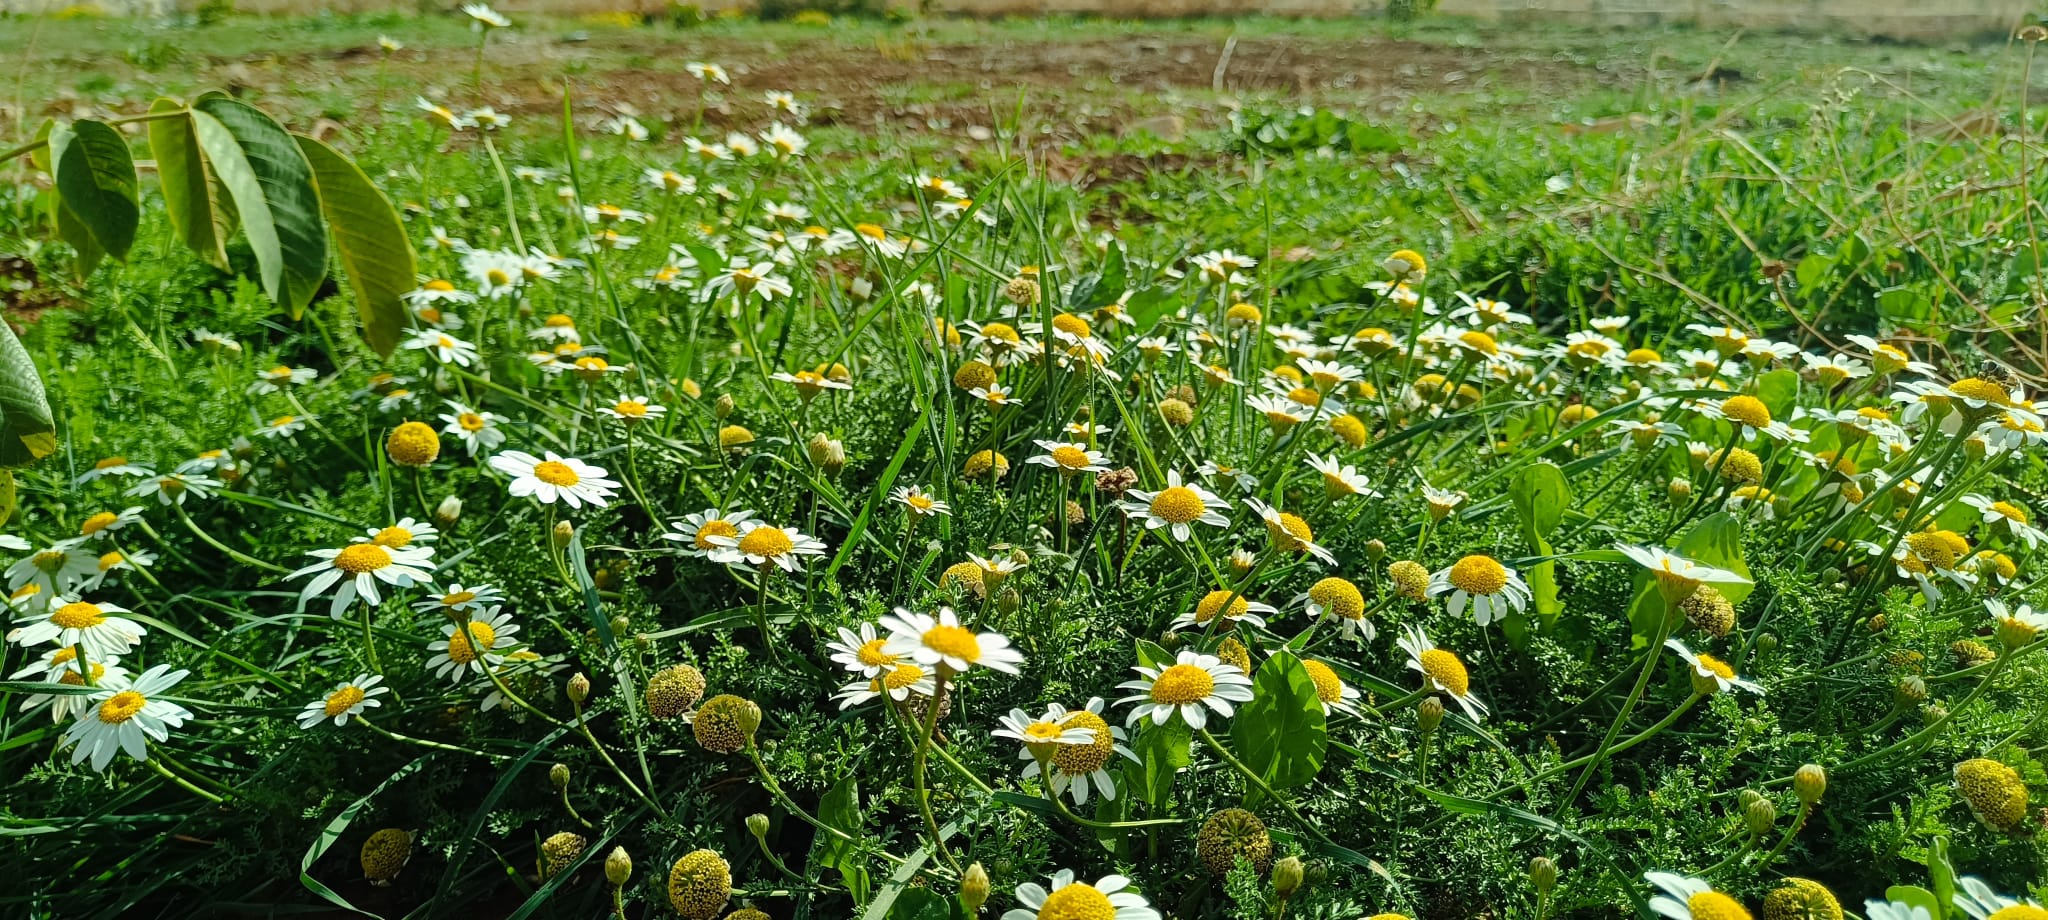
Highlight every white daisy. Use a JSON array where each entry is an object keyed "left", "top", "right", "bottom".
[
  {"left": 1018, "top": 697, "right": 1137, "bottom": 806},
  {"left": 9, "top": 647, "right": 130, "bottom": 722},
  {"left": 1117, "top": 470, "right": 1230, "bottom": 542},
  {"left": 127, "top": 472, "right": 220, "bottom": 507},
  {"left": 489, "top": 451, "right": 619, "bottom": 508},
  {"left": 61, "top": 663, "right": 193, "bottom": 771},
  {"left": 1952, "top": 877, "right": 2042, "bottom": 920},
  {"left": 1115, "top": 649, "right": 1252, "bottom": 730},
  {"left": 426, "top": 607, "right": 521, "bottom": 681},
  {"left": 705, "top": 521, "right": 828, "bottom": 573},
  {"left": 412, "top": 582, "right": 505, "bottom": 617},
  {"left": 1665, "top": 640, "right": 1764, "bottom": 696},
  {"left": 891, "top": 485, "right": 952, "bottom": 519},
  {"left": 826, "top": 622, "right": 899, "bottom": 678},
  {"left": 880, "top": 606, "right": 1023, "bottom": 674},
  {"left": 833, "top": 663, "right": 936, "bottom": 709},
  {"left": 663, "top": 508, "right": 761, "bottom": 559},
  {"left": 1429, "top": 554, "right": 1531, "bottom": 627},
  {"left": 75, "top": 456, "right": 155, "bottom": 485},
  {"left": 1001, "top": 870, "right": 1159, "bottom": 920},
  {"left": 287, "top": 541, "right": 436, "bottom": 619},
  {"left": 7, "top": 544, "right": 102, "bottom": 598},
  {"left": 297, "top": 674, "right": 388, "bottom": 729},
  {"left": 1397, "top": 625, "right": 1487, "bottom": 720},
  {"left": 437, "top": 402, "right": 506, "bottom": 456}
]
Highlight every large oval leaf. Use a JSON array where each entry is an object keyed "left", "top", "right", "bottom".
[
  {"left": 1229, "top": 650, "right": 1327, "bottom": 803},
  {"left": 47, "top": 119, "right": 139, "bottom": 277},
  {"left": 191, "top": 93, "right": 327, "bottom": 317},
  {"left": 0, "top": 322, "right": 56, "bottom": 470},
  {"left": 294, "top": 135, "right": 414, "bottom": 358},
  {"left": 147, "top": 98, "right": 233, "bottom": 271}
]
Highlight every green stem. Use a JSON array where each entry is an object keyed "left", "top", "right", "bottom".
[
  {"left": 1559, "top": 610, "right": 1678, "bottom": 810},
  {"left": 1195, "top": 727, "right": 1334, "bottom": 846}
]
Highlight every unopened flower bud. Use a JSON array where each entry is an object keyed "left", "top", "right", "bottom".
[
  {"left": 549, "top": 763, "right": 571, "bottom": 791},
  {"left": 997, "top": 588, "right": 1021, "bottom": 616},
  {"left": 961, "top": 862, "right": 991, "bottom": 913},
  {"left": 1755, "top": 632, "right": 1779, "bottom": 655},
  {"left": 1416, "top": 697, "right": 1444, "bottom": 734},
  {"left": 1895, "top": 676, "right": 1928, "bottom": 706},
  {"left": 566, "top": 672, "right": 591, "bottom": 705},
  {"left": 713, "top": 394, "right": 735, "bottom": 419},
  {"left": 1364, "top": 538, "right": 1386, "bottom": 561},
  {"left": 1229, "top": 548, "right": 1257, "bottom": 578},
  {"left": 604, "top": 846, "right": 632, "bottom": 886},
  {"left": 552, "top": 520, "right": 574, "bottom": 549},
  {"left": 1793, "top": 764, "right": 1826, "bottom": 805},
  {"left": 1668, "top": 477, "right": 1692, "bottom": 504},
  {"left": 807, "top": 434, "right": 846, "bottom": 477},
  {"left": 1922, "top": 703, "right": 1949, "bottom": 725},
  {"left": 1743, "top": 797, "right": 1778, "bottom": 836},
  {"left": 746, "top": 813, "right": 770, "bottom": 839},
  {"left": 1273, "top": 856, "right": 1304, "bottom": 899},
  {"left": 610, "top": 615, "right": 631, "bottom": 636},
  {"left": 1527, "top": 856, "right": 1556, "bottom": 894},
  {"left": 434, "top": 494, "right": 462, "bottom": 527}
]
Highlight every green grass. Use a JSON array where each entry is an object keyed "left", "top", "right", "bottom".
[{"left": 0, "top": 7, "right": 2045, "bottom": 920}]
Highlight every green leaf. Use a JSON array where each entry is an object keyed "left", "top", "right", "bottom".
[
  {"left": 813, "top": 771, "right": 870, "bottom": 903},
  {"left": 191, "top": 93, "right": 328, "bottom": 317},
  {"left": 0, "top": 322, "right": 56, "bottom": 469},
  {"left": 147, "top": 99, "right": 233, "bottom": 270},
  {"left": 48, "top": 119, "right": 139, "bottom": 276},
  {"left": 294, "top": 134, "right": 415, "bottom": 357},
  {"left": 1887, "top": 887, "right": 1940, "bottom": 920},
  {"left": 1229, "top": 651, "right": 1327, "bottom": 803},
  {"left": 1927, "top": 835, "right": 1957, "bottom": 919},
  {"left": 1756, "top": 368, "right": 1800, "bottom": 421},
  {"left": 1131, "top": 719, "right": 1192, "bottom": 811},
  {"left": 1509, "top": 461, "right": 1571, "bottom": 539},
  {"left": 885, "top": 887, "right": 955, "bottom": 920}
]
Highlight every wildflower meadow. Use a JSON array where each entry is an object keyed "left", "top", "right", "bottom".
[{"left": 1, "top": 6, "right": 2045, "bottom": 919}]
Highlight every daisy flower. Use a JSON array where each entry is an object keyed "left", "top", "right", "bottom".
[
  {"left": 1952, "top": 877, "right": 2042, "bottom": 920},
  {"left": 404, "top": 329, "right": 480, "bottom": 367},
  {"left": 6, "top": 597, "right": 146, "bottom": 659},
  {"left": 1118, "top": 470, "right": 1230, "bottom": 542},
  {"left": 406, "top": 278, "right": 475, "bottom": 306},
  {"left": 412, "top": 583, "right": 505, "bottom": 617},
  {"left": 463, "top": 2, "right": 510, "bottom": 27},
  {"left": 427, "top": 608, "right": 521, "bottom": 681},
  {"left": 1397, "top": 625, "right": 1487, "bottom": 719},
  {"left": 9, "top": 647, "right": 130, "bottom": 722},
  {"left": 1961, "top": 494, "right": 2047, "bottom": 549},
  {"left": 599, "top": 396, "right": 666, "bottom": 426},
  {"left": 489, "top": 451, "right": 619, "bottom": 508},
  {"left": 1306, "top": 454, "right": 1379, "bottom": 501},
  {"left": 706, "top": 521, "right": 829, "bottom": 573},
  {"left": 833, "top": 663, "right": 936, "bottom": 709},
  {"left": 771, "top": 369, "right": 852, "bottom": 400},
  {"left": 880, "top": 606, "right": 1023, "bottom": 674},
  {"left": 1302, "top": 659, "right": 1363, "bottom": 716},
  {"left": 1028, "top": 439, "right": 1110, "bottom": 475},
  {"left": 1116, "top": 649, "right": 1252, "bottom": 729},
  {"left": 1170, "top": 589, "right": 1278, "bottom": 631},
  {"left": 1429, "top": 554, "right": 1532, "bottom": 626},
  {"left": 7, "top": 544, "right": 102, "bottom": 597},
  {"left": 1646, "top": 873, "right": 1751, "bottom": 920},
  {"left": 127, "top": 472, "right": 220, "bottom": 507},
  {"left": 994, "top": 704, "right": 1097, "bottom": 758},
  {"left": 75, "top": 456, "right": 155, "bottom": 484},
  {"left": 359, "top": 518, "right": 438, "bottom": 549},
  {"left": 1844, "top": 334, "right": 1939, "bottom": 377},
  {"left": 663, "top": 508, "right": 759, "bottom": 558},
  {"left": 1244, "top": 498, "right": 1336, "bottom": 564},
  {"left": 288, "top": 540, "right": 436, "bottom": 619},
  {"left": 297, "top": 674, "right": 388, "bottom": 729},
  {"left": 891, "top": 485, "right": 951, "bottom": 519},
  {"left": 248, "top": 365, "right": 316, "bottom": 395},
  {"left": 1003, "top": 872, "right": 1158, "bottom": 920},
  {"left": 83, "top": 548, "right": 155, "bottom": 592},
  {"left": 685, "top": 61, "right": 729, "bottom": 83},
  {"left": 702, "top": 258, "right": 794, "bottom": 302},
  {"left": 1297, "top": 575, "right": 1374, "bottom": 640},
  {"left": 259, "top": 414, "right": 311, "bottom": 440},
  {"left": 1017, "top": 697, "right": 1136, "bottom": 806},
  {"left": 644, "top": 168, "right": 697, "bottom": 195},
  {"left": 1617, "top": 544, "right": 1751, "bottom": 601},
  {"left": 1665, "top": 640, "right": 1763, "bottom": 696},
  {"left": 438, "top": 403, "right": 506, "bottom": 456},
  {"left": 61, "top": 664, "right": 192, "bottom": 771},
  {"left": 827, "top": 622, "right": 898, "bottom": 678}
]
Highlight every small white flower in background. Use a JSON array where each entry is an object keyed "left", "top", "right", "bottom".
[
  {"left": 891, "top": 485, "right": 952, "bottom": 519},
  {"left": 833, "top": 663, "right": 934, "bottom": 709},
  {"left": 685, "top": 61, "right": 730, "bottom": 84},
  {"left": 412, "top": 582, "right": 505, "bottom": 617},
  {"left": 62, "top": 664, "right": 193, "bottom": 771},
  {"left": 489, "top": 451, "right": 620, "bottom": 508},
  {"left": 606, "top": 115, "right": 649, "bottom": 141},
  {"left": 644, "top": 168, "right": 697, "bottom": 196},
  {"left": 438, "top": 402, "right": 506, "bottom": 456},
  {"left": 826, "top": 622, "right": 897, "bottom": 678},
  {"left": 7, "top": 544, "right": 102, "bottom": 598},
  {"left": 9, "top": 647, "right": 131, "bottom": 722},
  {"left": 298, "top": 674, "right": 388, "bottom": 729},
  {"left": 126, "top": 472, "right": 221, "bottom": 507},
  {"left": 258, "top": 414, "right": 311, "bottom": 440},
  {"left": 404, "top": 329, "right": 479, "bottom": 367},
  {"left": 288, "top": 539, "right": 437, "bottom": 619},
  {"left": 663, "top": 508, "right": 759, "bottom": 559},
  {"left": 463, "top": 2, "right": 510, "bottom": 28},
  {"left": 1665, "top": 639, "right": 1764, "bottom": 696},
  {"left": 706, "top": 521, "right": 829, "bottom": 573},
  {"left": 427, "top": 607, "right": 521, "bottom": 682},
  {"left": 75, "top": 456, "right": 155, "bottom": 485},
  {"left": 248, "top": 365, "right": 316, "bottom": 395}
]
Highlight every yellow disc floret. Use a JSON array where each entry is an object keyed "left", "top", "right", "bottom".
[
  {"left": 1308, "top": 577, "right": 1366, "bottom": 620},
  {"left": 1150, "top": 664, "right": 1216, "bottom": 704},
  {"left": 1447, "top": 555, "right": 1509, "bottom": 595},
  {"left": 667, "top": 849, "right": 733, "bottom": 920},
  {"left": 386, "top": 421, "right": 441, "bottom": 467}
]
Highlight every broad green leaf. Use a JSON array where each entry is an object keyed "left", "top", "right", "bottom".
[
  {"left": 48, "top": 120, "right": 139, "bottom": 275},
  {"left": 1927, "top": 835, "right": 1957, "bottom": 919},
  {"left": 191, "top": 93, "right": 327, "bottom": 317},
  {"left": 148, "top": 99, "right": 233, "bottom": 270},
  {"left": 1756, "top": 368, "right": 1799, "bottom": 421},
  {"left": 885, "top": 887, "right": 956, "bottom": 920},
  {"left": 1886, "top": 887, "right": 1940, "bottom": 920},
  {"left": 813, "top": 772, "right": 870, "bottom": 903},
  {"left": 0, "top": 322, "right": 56, "bottom": 469},
  {"left": 1130, "top": 719, "right": 1191, "bottom": 811},
  {"left": 1229, "top": 651, "right": 1326, "bottom": 803},
  {"left": 1509, "top": 461, "right": 1571, "bottom": 539},
  {"left": 295, "top": 134, "right": 415, "bottom": 357}
]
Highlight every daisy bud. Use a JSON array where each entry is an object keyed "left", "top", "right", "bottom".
[
  {"left": 746, "top": 813, "right": 770, "bottom": 840},
  {"left": 1895, "top": 676, "right": 1928, "bottom": 706},
  {"left": 997, "top": 588, "right": 1021, "bottom": 616},
  {"left": 605, "top": 846, "right": 632, "bottom": 886},
  {"left": 1416, "top": 697, "right": 1444, "bottom": 734},
  {"left": 807, "top": 434, "right": 846, "bottom": 477},
  {"left": 713, "top": 394, "right": 735, "bottom": 419},
  {"left": 1742, "top": 796, "right": 1778, "bottom": 836},
  {"left": 1667, "top": 477, "right": 1692, "bottom": 504},
  {"left": 609, "top": 614, "right": 631, "bottom": 636},
  {"left": 681, "top": 378, "right": 703, "bottom": 399},
  {"left": 960, "top": 862, "right": 991, "bottom": 913},
  {"left": 434, "top": 494, "right": 462, "bottom": 527},
  {"left": 1754, "top": 632, "right": 1779, "bottom": 655},
  {"left": 1273, "top": 856, "right": 1305, "bottom": 899},
  {"left": 1793, "top": 764, "right": 1827, "bottom": 805},
  {"left": 1922, "top": 703, "right": 1948, "bottom": 725},
  {"left": 1527, "top": 856, "right": 1557, "bottom": 894},
  {"left": 549, "top": 762, "right": 571, "bottom": 791},
  {"left": 1229, "top": 548, "right": 1257, "bottom": 578},
  {"left": 1365, "top": 538, "right": 1386, "bottom": 561},
  {"left": 552, "top": 520, "right": 575, "bottom": 549},
  {"left": 566, "top": 672, "right": 591, "bottom": 705}
]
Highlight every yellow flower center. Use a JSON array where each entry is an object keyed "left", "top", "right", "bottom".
[
  {"left": 1049, "top": 446, "right": 1091, "bottom": 470},
  {"left": 613, "top": 400, "right": 649, "bottom": 417},
  {"left": 1419, "top": 648, "right": 1470, "bottom": 696},
  {"left": 1905, "top": 531, "right": 1961, "bottom": 570},
  {"left": 1626, "top": 348, "right": 1662, "bottom": 366},
  {"left": 372, "top": 526, "right": 415, "bottom": 547},
  {"left": 855, "top": 223, "right": 887, "bottom": 241},
  {"left": 1302, "top": 660, "right": 1345, "bottom": 706},
  {"left": 532, "top": 460, "right": 582, "bottom": 487},
  {"left": 1686, "top": 891, "right": 1753, "bottom": 920},
  {"left": 51, "top": 602, "right": 106, "bottom": 630},
  {"left": 1051, "top": 313, "right": 1092, "bottom": 339},
  {"left": 920, "top": 624, "right": 982, "bottom": 662},
  {"left": 1150, "top": 486, "right": 1208, "bottom": 524},
  {"left": 80, "top": 512, "right": 119, "bottom": 535},
  {"left": 424, "top": 279, "right": 455, "bottom": 292},
  {"left": 981, "top": 322, "right": 1021, "bottom": 346},
  {"left": 270, "top": 415, "right": 298, "bottom": 428},
  {"left": 34, "top": 550, "right": 68, "bottom": 573},
  {"left": 1986, "top": 908, "right": 2048, "bottom": 920},
  {"left": 267, "top": 366, "right": 294, "bottom": 380},
  {"left": 857, "top": 638, "right": 895, "bottom": 667},
  {"left": 58, "top": 662, "right": 102, "bottom": 686},
  {"left": 1195, "top": 590, "right": 1251, "bottom": 624},
  {"left": 447, "top": 622, "right": 498, "bottom": 663},
  {"left": 1458, "top": 330, "right": 1499, "bottom": 356},
  {"left": 325, "top": 685, "right": 367, "bottom": 716},
  {"left": 1695, "top": 653, "right": 1735, "bottom": 679},
  {"left": 693, "top": 520, "right": 737, "bottom": 550},
  {"left": 882, "top": 663, "right": 926, "bottom": 690},
  {"left": 1037, "top": 883, "right": 1115, "bottom": 920},
  {"left": 457, "top": 412, "right": 487, "bottom": 432},
  {"left": 97, "top": 551, "right": 124, "bottom": 572},
  {"left": 97, "top": 690, "right": 147, "bottom": 724},
  {"left": 1150, "top": 664, "right": 1216, "bottom": 705},
  {"left": 1023, "top": 720, "right": 1067, "bottom": 741},
  {"left": 1448, "top": 555, "right": 1509, "bottom": 595},
  {"left": 1266, "top": 513, "right": 1315, "bottom": 551},
  {"left": 1990, "top": 501, "right": 2028, "bottom": 524},
  {"left": 1720, "top": 395, "right": 1772, "bottom": 428},
  {"left": 1308, "top": 577, "right": 1365, "bottom": 619},
  {"left": 737, "top": 527, "right": 795, "bottom": 557},
  {"left": 441, "top": 590, "right": 477, "bottom": 607},
  {"left": 1950, "top": 377, "right": 2011, "bottom": 405},
  {"left": 94, "top": 456, "right": 128, "bottom": 470},
  {"left": 331, "top": 543, "right": 392, "bottom": 574}
]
